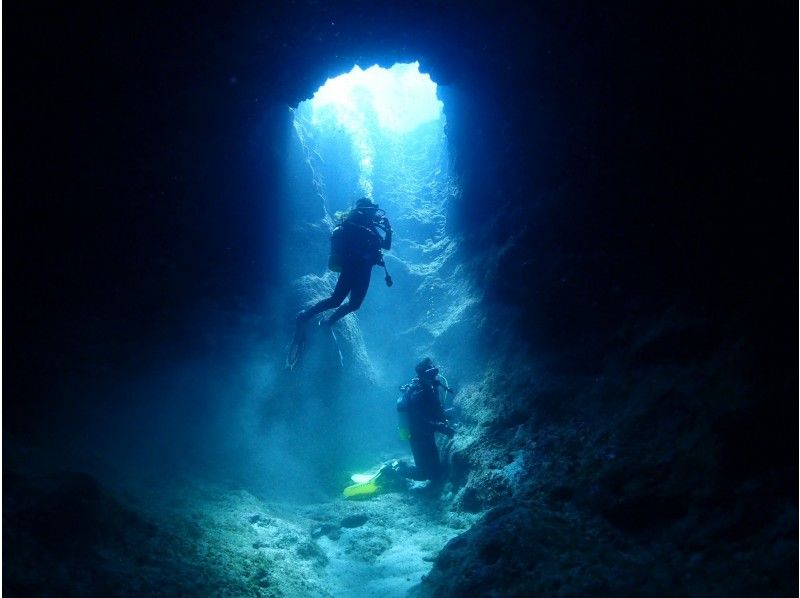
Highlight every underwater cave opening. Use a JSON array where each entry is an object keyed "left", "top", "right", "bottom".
[{"left": 273, "top": 61, "right": 481, "bottom": 483}]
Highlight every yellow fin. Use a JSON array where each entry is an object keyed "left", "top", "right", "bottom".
[{"left": 343, "top": 481, "right": 379, "bottom": 499}]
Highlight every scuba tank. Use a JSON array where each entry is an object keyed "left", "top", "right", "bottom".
[{"left": 328, "top": 225, "right": 344, "bottom": 272}]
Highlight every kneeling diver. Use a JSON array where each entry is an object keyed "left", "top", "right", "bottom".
[
  {"left": 342, "top": 357, "right": 455, "bottom": 499},
  {"left": 395, "top": 357, "right": 455, "bottom": 483}
]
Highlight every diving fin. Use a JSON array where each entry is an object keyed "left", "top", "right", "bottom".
[
  {"left": 343, "top": 462, "right": 405, "bottom": 500},
  {"left": 343, "top": 480, "right": 380, "bottom": 499},
  {"left": 285, "top": 318, "right": 307, "bottom": 371},
  {"left": 343, "top": 464, "right": 387, "bottom": 500}
]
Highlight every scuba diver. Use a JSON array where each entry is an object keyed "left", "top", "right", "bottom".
[
  {"left": 287, "top": 197, "right": 392, "bottom": 369},
  {"left": 341, "top": 357, "right": 455, "bottom": 499},
  {"left": 394, "top": 357, "right": 455, "bottom": 483}
]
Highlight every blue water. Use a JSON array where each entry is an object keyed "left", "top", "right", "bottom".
[{"left": 255, "top": 62, "right": 482, "bottom": 496}]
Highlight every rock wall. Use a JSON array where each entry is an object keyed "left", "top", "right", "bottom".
[{"left": 252, "top": 3, "right": 795, "bottom": 593}]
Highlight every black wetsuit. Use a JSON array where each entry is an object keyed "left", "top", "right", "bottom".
[
  {"left": 302, "top": 216, "right": 391, "bottom": 325},
  {"left": 400, "top": 377, "right": 448, "bottom": 482}
]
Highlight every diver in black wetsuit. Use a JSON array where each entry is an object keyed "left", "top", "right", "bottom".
[
  {"left": 395, "top": 357, "right": 455, "bottom": 483},
  {"left": 297, "top": 197, "right": 392, "bottom": 327}
]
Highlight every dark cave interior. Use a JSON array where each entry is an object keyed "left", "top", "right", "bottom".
[{"left": 4, "top": 1, "right": 797, "bottom": 595}]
